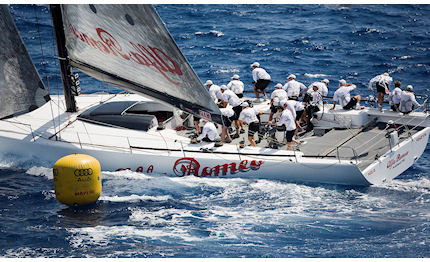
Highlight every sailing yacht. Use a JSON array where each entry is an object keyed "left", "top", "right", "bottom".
[{"left": 0, "top": 4, "right": 429, "bottom": 186}]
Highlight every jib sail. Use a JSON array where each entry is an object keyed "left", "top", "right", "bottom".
[{"left": 0, "top": 5, "right": 50, "bottom": 119}]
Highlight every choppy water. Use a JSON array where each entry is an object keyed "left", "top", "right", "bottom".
[{"left": 1, "top": 4, "right": 430, "bottom": 258}]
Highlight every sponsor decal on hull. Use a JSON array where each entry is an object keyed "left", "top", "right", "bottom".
[
  {"left": 173, "top": 157, "right": 263, "bottom": 177},
  {"left": 386, "top": 151, "right": 409, "bottom": 169}
]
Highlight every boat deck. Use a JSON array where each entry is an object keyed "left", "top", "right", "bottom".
[{"left": 177, "top": 121, "right": 423, "bottom": 171}]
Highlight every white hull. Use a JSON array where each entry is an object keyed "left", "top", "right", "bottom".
[{"left": 0, "top": 93, "right": 428, "bottom": 186}]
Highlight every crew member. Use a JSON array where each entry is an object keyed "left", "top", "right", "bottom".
[
  {"left": 269, "top": 83, "right": 288, "bottom": 121},
  {"left": 227, "top": 74, "right": 244, "bottom": 98},
  {"left": 286, "top": 98, "right": 305, "bottom": 135},
  {"left": 368, "top": 72, "right": 392, "bottom": 111},
  {"left": 305, "top": 85, "right": 323, "bottom": 132},
  {"left": 388, "top": 80, "right": 402, "bottom": 112},
  {"left": 239, "top": 102, "right": 262, "bottom": 147},
  {"left": 194, "top": 119, "right": 221, "bottom": 143},
  {"left": 282, "top": 74, "right": 306, "bottom": 101},
  {"left": 399, "top": 85, "right": 423, "bottom": 114},
  {"left": 205, "top": 80, "right": 221, "bottom": 102},
  {"left": 278, "top": 100, "right": 298, "bottom": 151},
  {"left": 331, "top": 79, "right": 362, "bottom": 110},
  {"left": 220, "top": 85, "right": 244, "bottom": 138},
  {"left": 251, "top": 62, "right": 271, "bottom": 101},
  {"left": 220, "top": 107, "right": 234, "bottom": 143}
]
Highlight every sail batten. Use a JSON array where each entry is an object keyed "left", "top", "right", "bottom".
[
  {"left": 62, "top": 4, "right": 222, "bottom": 123},
  {"left": 0, "top": 5, "right": 50, "bottom": 119}
]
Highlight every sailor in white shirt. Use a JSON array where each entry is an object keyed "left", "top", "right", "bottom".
[
  {"left": 305, "top": 85, "right": 323, "bottom": 132},
  {"left": 321, "top": 79, "right": 329, "bottom": 96},
  {"left": 305, "top": 81, "right": 327, "bottom": 101},
  {"left": 239, "top": 102, "right": 262, "bottom": 147},
  {"left": 220, "top": 107, "right": 234, "bottom": 143},
  {"left": 195, "top": 120, "right": 221, "bottom": 143},
  {"left": 368, "top": 72, "right": 392, "bottom": 111},
  {"left": 388, "top": 80, "right": 402, "bottom": 112},
  {"left": 269, "top": 83, "right": 288, "bottom": 121},
  {"left": 277, "top": 100, "right": 298, "bottom": 150},
  {"left": 399, "top": 85, "right": 423, "bottom": 114},
  {"left": 220, "top": 85, "right": 244, "bottom": 138},
  {"left": 331, "top": 79, "right": 362, "bottom": 110},
  {"left": 205, "top": 80, "right": 221, "bottom": 102},
  {"left": 251, "top": 62, "right": 271, "bottom": 101},
  {"left": 282, "top": 74, "right": 306, "bottom": 101},
  {"left": 227, "top": 74, "right": 244, "bottom": 98}
]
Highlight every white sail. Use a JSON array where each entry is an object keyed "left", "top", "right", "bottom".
[
  {"left": 61, "top": 4, "right": 222, "bottom": 124},
  {"left": 0, "top": 5, "right": 50, "bottom": 119}
]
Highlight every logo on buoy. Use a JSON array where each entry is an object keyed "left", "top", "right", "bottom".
[{"left": 74, "top": 168, "right": 93, "bottom": 177}]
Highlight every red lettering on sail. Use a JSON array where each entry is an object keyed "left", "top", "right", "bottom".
[{"left": 65, "top": 20, "right": 183, "bottom": 86}]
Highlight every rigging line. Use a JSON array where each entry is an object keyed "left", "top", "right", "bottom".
[{"left": 33, "top": 5, "right": 57, "bottom": 136}]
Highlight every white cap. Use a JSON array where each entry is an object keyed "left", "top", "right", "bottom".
[
  {"left": 275, "top": 83, "right": 283, "bottom": 89},
  {"left": 242, "top": 102, "right": 249, "bottom": 107},
  {"left": 383, "top": 72, "right": 389, "bottom": 76},
  {"left": 251, "top": 62, "right": 260, "bottom": 68},
  {"left": 232, "top": 74, "right": 240, "bottom": 80},
  {"left": 322, "top": 79, "right": 329, "bottom": 84},
  {"left": 339, "top": 79, "right": 346, "bottom": 85},
  {"left": 406, "top": 85, "right": 413, "bottom": 91},
  {"left": 288, "top": 74, "right": 296, "bottom": 79},
  {"left": 205, "top": 80, "right": 213, "bottom": 86},
  {"left": 280, "top": 99, "right": 288, "bottom": 108},
  {"left": 220, "top": 85, "right": 228, "bottom": 90}
]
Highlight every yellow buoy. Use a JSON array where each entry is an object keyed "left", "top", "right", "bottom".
[{"left": 53, "top": 154, "right": 101, "bottom": 206}]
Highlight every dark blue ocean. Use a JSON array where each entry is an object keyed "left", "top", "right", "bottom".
[{"left": 1, "top": 4, "right": 430, "bottom": 258}]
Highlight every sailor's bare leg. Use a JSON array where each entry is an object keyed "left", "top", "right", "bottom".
[
  {"left": 261, "top": 89, "right": 267, "bottom": 99},
  {"left": 356, "top": 94, "right": 362, "bottom": 104},
  {"left": 248, "top": 135, "right": 256, "bottom": 147},
  {"left": 254, "top": 86, "right": 260, "bottom": 99},
  {"left": 194, "top": 120, "right": 200, "bottom": 134},
  {"left": 377, "top": 93, "right": 383, "bottom": 107}
]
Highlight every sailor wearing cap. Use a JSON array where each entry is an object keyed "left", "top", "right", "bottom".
[
  {"left": 251, "top": 62, "right": 271, "bottom": 101},
  {"left": 269, "top": 83, "right": 288, "bottom": 121},
  {"left": 227, "top": 74, "right": 244, "bottom": 98},
  {"left": 331, "top": 79, "right": 362, "bottom": 110},
  {"left": 305, "top": 85, "right": 323, "bottom": 132},
  {"left": 388, "top": 81, "right": 402, "bottom": 112},
  {"left": 220, "top": 85, "right": 245, "bottom": 138},
  {"left": 368, "top": 72, "right": 393, "bottom": 111},
  {"left": 239, "top": 102, "right": 262, "bottom": 147},
  {"left": 321, "top": 79, "right": 329, "bottom": 96},
  {"left": 205, "top": 80, "right": 221, "bottom": 102},
  {"left": 399, "top": 85, "right": 423, "bottom": 114},
  {"left": 305, "top": 79, "right": 328, "bottom": 103},
  {"left": 277, "top": 100, "right": 298, "bottom": 151},
  {"left": 282, "top": 74, "right": 306, "bottom": 101},
  {"left": 194, "top": 119, "right": 221, "bottom": 143}
]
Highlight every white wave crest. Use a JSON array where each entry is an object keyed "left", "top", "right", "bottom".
[
  {"left": 195, "top": 30, "right": 224, "bottom": 37},
  {"left": 304, "top": 73, "right": 330, "bottom": 78},
  {"left": 26, "top": 166, "right": 53, "bottom": 179},
  {"left": 100, "top": 194, "right": 170, "bottom": 203},
  {"left": 215, "top": 69, "right": 240, "bottom": 74}
]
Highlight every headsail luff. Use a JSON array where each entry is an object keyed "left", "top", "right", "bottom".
[
  {"left": 0, "top": 5, "right": 50, "bottom": 119},
  {"left": 61, "top": 4, "right": 223, "bottom": 124}
]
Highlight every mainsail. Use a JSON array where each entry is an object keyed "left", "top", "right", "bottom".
[
  {"left": 61, "top": 4, "right": 222, "bottom": 124},
  {"left": 0, "top": 5, "right": 50, "bottom": 119}
]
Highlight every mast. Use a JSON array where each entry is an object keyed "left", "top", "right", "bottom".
[{"left": 50, "top": 4, "right": 77, "bottom": 112}]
